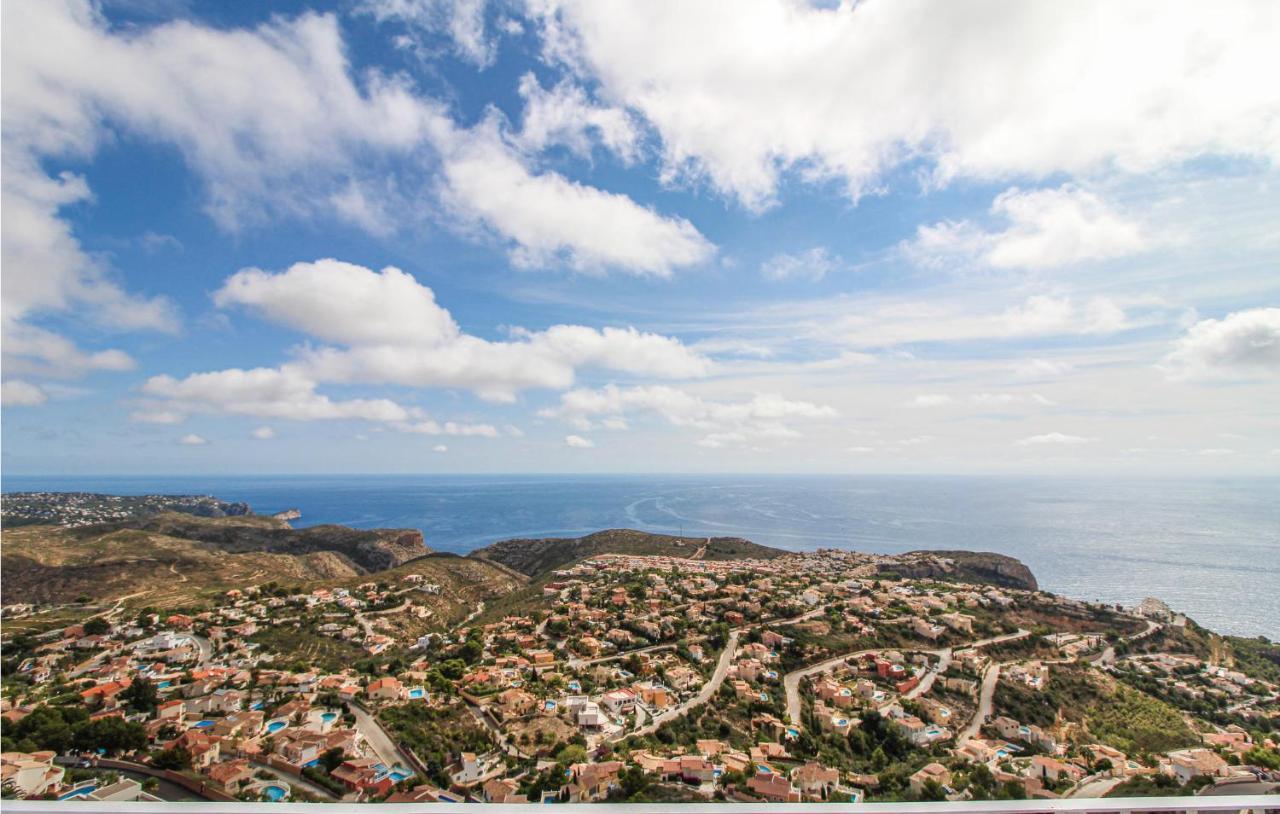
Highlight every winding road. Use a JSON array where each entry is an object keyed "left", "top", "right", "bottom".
[{"left": 611, "top": 630, "right": 740, "bottom": 741}]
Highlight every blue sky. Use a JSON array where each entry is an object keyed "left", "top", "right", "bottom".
[{"left": 2, "top": 0, "right": 1278, "bottom": 475}]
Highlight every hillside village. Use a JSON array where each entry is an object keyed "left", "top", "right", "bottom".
[{"left": 3, "top": 544, "right": 1279, "bottom": 803}]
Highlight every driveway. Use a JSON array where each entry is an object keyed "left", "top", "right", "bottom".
[{"left": 614, "top": 630, "right": 739, "bottom": 741}]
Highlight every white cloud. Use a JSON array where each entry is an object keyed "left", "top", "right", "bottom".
[
  {"left": 251, "top": 426, "right": 276, "bottom": 440},
  {"left": 1016, "top": 432, "right": 1094, "bottom": 446},
  {"left": 1, "top": 323, "right": 138, "bottom": 380},
  {"left": 972, "top": 392, "right": 1055, "bottom": 407},
  {"left": 362, "top": 0, "right": 495, "bottom": 67},
  {"left": 906, "top": 185, "right": 1148, "bottom": 270},
  {"left": 1160, "top": 307, "right": 1280, "bottom": 380},
  {"left": 434, "top": 116, "right": 714, "bottom": 276},
  {"left": 432, "top": 444, "right": 448, "bottom": 453},
  {"left": 179, "top": 434, "right": 209, "bottom": 446},
  {"left": 142, "top": 366, "right": 414, "bottom": 423},
  {"left": 1, "top": 380, "right": 48, "bottom": 406},
  {"left": 393, "top": 420, "right": 500, "bottom": 437},
  {"left": 565, "top": 434, "right": 595, "bottom": 448},
  {"left": 515, "top": 72, "right": 639, "bottom": 162},
  {"left": 906, "top": 394, "right": 952, "bottom": 408},
  {"left": 760, "top": 247, "right": 838, "bottom": 282},
  {"left": 838, "top": 295, "right": 1133, "bottom": 348},
  {"left": 543, "top": 383, "right": 836, "bottom": 446},
  {"left": 533, "top": 1, "right": 1280, "bottom": 210},
  {"left": 215, "top": 259, "right": 711, "bottom": 401},
  {"left": 1013, "top": 358, "right": 1074, "bottom": 380}
]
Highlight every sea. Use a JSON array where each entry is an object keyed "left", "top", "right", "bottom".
[{"left": 3, "top": 474, "right": 1277, "bottom": 640}]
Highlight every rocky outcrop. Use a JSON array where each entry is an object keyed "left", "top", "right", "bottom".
[{"left": 883, "top": 550, "right": 1038, "bottom": 591}]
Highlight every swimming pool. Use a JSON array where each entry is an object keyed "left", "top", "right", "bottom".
[
  {"left": 156, "top": 680, "right": 171, "bottom": 689},
  {"left": 265, "top": 720, "right": 287, "bottom": 734},
  {"left": 757, "top": 765, "right": 773, "bottom": 774},
  {"left": 321, "top": 711, "right": 337, "bottom": 722},
  {"left": 262, "top": 784, "right": 288, "bottom": 802},
  {"left": 193, "top": 720, "right": 214, "bottom": 728},
  {"left": 389, "top": 770, "right": 411, "bottom": 782},
  {"left": 545, "top": 700, "right": 557, "bottom": 710},
  {"left": 407, "top": 687, "right": 425, "bottom": 699}
]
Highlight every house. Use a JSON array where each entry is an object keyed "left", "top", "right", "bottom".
[
  {"left": 671, "top": 755, "right": 715, "bottom": 784},
  {"left": 1031, "top": 755, "right": 1085, "bottom": 784},
  {"left": 331, "top": 758, "right": 394, "bottom": 797},
  {"left": 86, "top": 779, "right": 147, "bottom": 802},
  {"left": 366, "top": 677, "right": 403, "bottom": 702},
  {"left": 494, "top": 688, "right": 537, "bottom": 719},
  {"left": 1167, "top": 749, "right": 1229, "bottom": 785},
  {"left": 0, "top": 751, "right": 64, "bottom": 798},
  {"left": 567, "top": 761, "right": 623, "bottom": 802},
  {"left": 791, "top": 762, "right": 840, "bottom": 799},
  {"left": 482, "top": 778, "right": 523, "bottom": 803},
  {"left": 601, "top": 688, "right": 637, "bottom": 715},
  {"left": 206, "top": 759, "right": 254, "bottom": 793},
  {"left": 746, "top": 772, "right": 801, "bottom": 803},
  {"left": 909, "top": 762, "right": 952, "bottom": 795}
]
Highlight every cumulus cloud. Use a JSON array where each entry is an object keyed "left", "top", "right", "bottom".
[
  {"left": 1, "top": 380, "right": 48, "bottom": 406},
  {"left": 533, "top": 1, "right": 1280, "bottom": 210},
  {"left": 1160, "top": 307, "right": 1280, "bottom": 380},
  {"left": 434, "top": 116, "right": 714, "bottom": 276},
  {"left": 432, "top": 444, "right": 448, "bottom": 453},
  {"left": 515, "top": 73, "right": 639, "bottom": 162},
  {"left": 565, "top": 434, "right": 595, "bottom": 448},
  {"left": 542, "top": 383, "right": 836, "bottom": 447},
  {"left": 906, "top": 185, "right": 1148, "bottom": 270},
  {"left": 1, "top": 0, "right": 712, "bottom": 385},
  {"left": 760, "top": 247, "right": 838, "bottom": 282},
  {"left": 251, "top": 426, "right": 276, "bottom": 440},
  {"left": 362, "top": 0, "right": 495, "bottom": 67},
  {"left": 1016, "top": 432, "right": 1094, "bottom": 446},
  {"left": 215, "top": 259, "right": 711, "bottom": 401},
  {"left": 393, "top": 420, "right": 500, "bottom": 437},
  {"left": 179, "top": 434, "right": 209, "bottom": 446},
  {"left": 142, "top": 366, "right": 415, "bottom": 423}
]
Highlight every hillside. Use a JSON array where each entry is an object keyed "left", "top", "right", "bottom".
[
  {"left": 1, "top": 491, "right": 252, "bottom": 528},
  {"left": 469, "top": 528, "right": 787, "bottom": 577},
  {"left": 1, "top": 512, "right": 428, "bottom": 609}
]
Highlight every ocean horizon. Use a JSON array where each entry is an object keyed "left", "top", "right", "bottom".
[{"left": 4, "top": 473, "right": 1277, "bottom": 640}]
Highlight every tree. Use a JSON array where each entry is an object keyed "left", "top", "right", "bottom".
[
  {"left": 319, "top": 747, "right": 346, "bottom": 772},
  {"left": 152, "top": 746, "right": 192, "bottom": 770},
  {"left": 123, "top": 677, "right": 158, "bottom": 714},
  {"left": 920, "top": 779, "right": 946, "bottom": 801},
  {"left": 83, "top": 618, "right": 111, "bottom": 636}
]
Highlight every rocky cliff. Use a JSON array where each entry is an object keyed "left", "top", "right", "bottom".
[{"left": 883, "top": 550, "right": 1038, "bottom": 591}]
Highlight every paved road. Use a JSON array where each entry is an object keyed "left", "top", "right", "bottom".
[
  {"left": 350, "top": 703, "right": 407, "bottom": 770},
  {"left": 1068, "top": 775, "right": 1123, "bottom": 798},
  {"left": 952, "top": 628, "right": 1033, "bottom": 743},
  {"left": 189, "top": 633, "right": 212, "bottom": 665},
  {"left": 613, "top": 630, "right": 739, "bottom": 741},
  {"left": 957, "top": 662, "right": 1001, "bottom": 744},
  {"left": 784, "top": 628, "right": 1029, "bottom": 727}
]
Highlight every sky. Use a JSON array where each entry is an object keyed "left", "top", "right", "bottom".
[{"left": 1, "top": 0, "right": 1278, "bottom": 476}]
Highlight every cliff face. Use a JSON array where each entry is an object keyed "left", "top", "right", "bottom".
[{"left": 884, "top": 550, "right": 1038, "bottom": 591}]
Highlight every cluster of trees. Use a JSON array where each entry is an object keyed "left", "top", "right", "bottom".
[
  {"left": 1, "top": 706, "right": 146, "bottom": 755},
  {"left": 378, "top": 702, "right": 491, "bottom": 787}
]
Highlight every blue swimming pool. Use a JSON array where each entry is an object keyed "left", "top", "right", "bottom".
[
  {"left": 156, "top": 680, "right": 171, "bottom": 688},
  {"left": 262, "top": 784, "right": 288, "bottom": 801},
  {"left": 265, "top": 720, "right": 287, "bottom": 734},
  {"left": 193, "top": 720, "right": 214, "bottom": 728},
  {"left": 757, "top": 765, "right": 772, "bottom": 774},
  {"left": 321, "top": 711, "right": 337, "bottom": 722},
  {"left": 407, "top": 687, "right": 424, "bottom": 699},
  {"left": 389, "top": 770, "right": 411, "bottom": 782}
]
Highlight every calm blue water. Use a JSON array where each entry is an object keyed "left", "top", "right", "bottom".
[{"left": 4, "top": 474, "right": 1277, "bottom": 639}]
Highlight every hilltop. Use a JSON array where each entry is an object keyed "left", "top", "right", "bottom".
[{"left": 469, "top": 528, "right": 787, "bottom": 577}]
